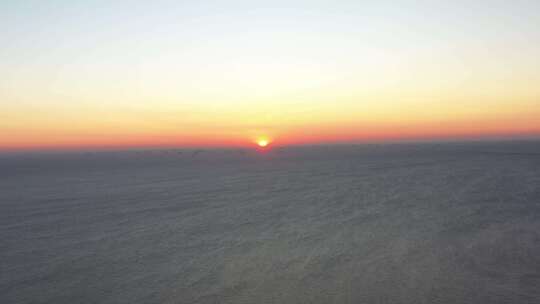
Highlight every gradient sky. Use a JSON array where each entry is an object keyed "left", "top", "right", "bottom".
[{"left": 1, "top": 0, "right": 540, "bottom": 150}]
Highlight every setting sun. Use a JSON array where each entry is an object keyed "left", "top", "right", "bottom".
[{"left": 257, "top": 139, "right": 269, "bottom": 147}]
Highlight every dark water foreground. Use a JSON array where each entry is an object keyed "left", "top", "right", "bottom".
[{"left": 1, "top": 141, "right": 540, "bottom": 303}]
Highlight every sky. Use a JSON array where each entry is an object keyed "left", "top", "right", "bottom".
[{"left": 1, "top": 0, "right": 540, "bottom": 150}]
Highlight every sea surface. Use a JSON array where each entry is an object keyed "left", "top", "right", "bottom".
[{"left": 1, "top": 141, "right": 540, "bottom": 303}]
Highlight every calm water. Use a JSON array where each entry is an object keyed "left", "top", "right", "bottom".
[{"left": 1, "top": 141, "right": 540, "bottom": 303}]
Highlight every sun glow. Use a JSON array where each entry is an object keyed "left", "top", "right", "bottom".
[{"left": 256, "top": 138, "right": 269, "bottom": 147}]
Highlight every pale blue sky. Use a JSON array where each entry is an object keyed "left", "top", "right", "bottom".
[{"left": 2, "top": 0, "right": 539, "bottom": 67}]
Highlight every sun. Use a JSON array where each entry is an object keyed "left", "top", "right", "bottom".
[{"left": 256, "top": 138, "right": 270, "bottom": 147}]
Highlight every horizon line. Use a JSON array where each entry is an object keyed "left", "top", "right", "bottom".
[{"left": 2, "top": 134, "right": 539, "bottom": 154}]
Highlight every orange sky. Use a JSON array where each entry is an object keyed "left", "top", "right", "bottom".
[
  {"left": 1, "top": 1, "right": 540, "bottom": 151},
  {"left": 2, "top": 108, "right": 539, "bottom": 151}
]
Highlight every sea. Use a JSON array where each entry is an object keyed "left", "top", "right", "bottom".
[{"left": 1, "top": 141, "right": 540, "bottom": 303}]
